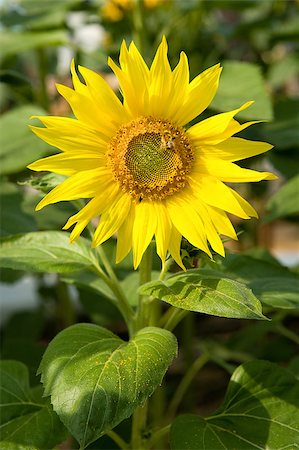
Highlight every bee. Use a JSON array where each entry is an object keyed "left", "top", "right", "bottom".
[{"left": 161, "top": 134, "right": 176, "bottom": 150}]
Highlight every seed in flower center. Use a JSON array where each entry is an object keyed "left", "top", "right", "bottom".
[{"left": 109, "top": 117, "right": 194, "bottom": 201}]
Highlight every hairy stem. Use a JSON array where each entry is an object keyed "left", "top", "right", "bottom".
[{"left": 167, "top": 353, "right": 210, "bottom": 419}]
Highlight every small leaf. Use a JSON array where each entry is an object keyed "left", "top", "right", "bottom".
[
  {"left": 171, "top": 360, "right": 299, "bottom": 450},
  {"left": 0, "top": 182, "right": 36, "bottom": 236},
  {"left": 0, "top": 105, "right": 54, "bottom": 175},
  {"left": 0, "top": 30, "right": 67, "bottom": 59},
  {"left": 265, "top": 174, "right": 299, "bottom": 222},
  {"left": 0, "top": 360, "right": 66, "bottom": 449},
  {"left": 0, "top": 231, "right": 96, "bottom": 273},
  {"left": 211, "top": 61, "right": 273, "bottom": 120},
  {"left": 39, "top": 324, "right": 177, "bottom": 448},
  {"left": 139, "top": 273, "right": 266, "bottom": 320}
]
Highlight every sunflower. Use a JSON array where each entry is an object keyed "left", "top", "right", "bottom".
[{"left": 28, "top": 37, "right": 276, "bottom": 269}]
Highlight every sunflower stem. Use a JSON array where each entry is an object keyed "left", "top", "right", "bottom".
[
  {"left": 136, "top": 243, "right": 153, "bottom": 329},
  {"left": 105, "top": 430, "right": 129, "bottom": 450},
  {"left": 161, "top": 306, "right": 189, "bottom": 331},
  {"left": 132, "top": 0, "right": 145, "bottom": 54},
  {"left": 167, "top": 352, "right": 210, "bottom": 420}
]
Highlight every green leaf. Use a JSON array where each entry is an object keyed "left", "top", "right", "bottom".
[
  {"left": 211, "top": 61, "right": 273, "bottom": 120},
  {"left": 0, "top": 360, "right": 67, "bottom": 449},
  {"left": 139, "top": 273, "right": 266, "bottom": 320},
  {"left": 21, "top": 172, "right": 66, "bottom": 194},
  {"left": 219, "top": 254, "right": 299, "bottom": 310},
  {"left": 0, "top": 231, "right": 96, "bottom": 273},
  {"left": 265, "top": 174, "right": 299, "bottom": 222},
  {"left": 0, "top": 105, "right": 53, "bottom": 175},
  {"left": 170, "top": 360, "right": 299, "bottom": 450},
  {"left": 261, "top": 99, "right": 299, "bottom": 150},
  {"left": 39, "top": 324, "right": 177, "bottom": 448},
  {"left": 0, "top": 182, "right": 36, "bottom": 236},
  {"left": 0, "top": 30, "right": 67, "bottom": 59}
]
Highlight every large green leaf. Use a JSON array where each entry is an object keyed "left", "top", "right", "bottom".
[
  {"left": 139, "top": 273, "right": 266, "bottom": 320},
  {"left": 261, "top": 99, "right": 299, "bottom": 151},
  {"left": 170, "top": 360, "right": 299, "bottom": 450},
  {"left": 0, "top": 105, "right": 53, "bottom": 175},
  {"left": 0, "top": 182, "right": 36, "bottom": 236},
  {"left": 0, "top": 30, "right": 67, "bottom": 59},
  {"left": 211, "top": 61, "right": 273, "bottom": 120},
  {"left": 0, "top": 231, "right": 96, "bottom": 273},
  {"left": 219, "top": 254, "right": 299, "bottom": 309},
  {"left": 39, "top": 324, "right": 177, "bottom": 448},
  {"left": 264, "top": 174, "right": 299, "bottom": 222},
  {"left": 0, "top": 360, "right": 67, "bottom": 449}
]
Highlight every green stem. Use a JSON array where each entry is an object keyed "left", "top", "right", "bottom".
[
  {"left": 136, "top": 243, "right": 153, "bottom": 330},
  {"left": 55, "top": 277, "right": 76, "bottom": 329},
  {"left": 131, "top": 403, "right": 148, "bottom": 450},
  {"left": 131, "top": 245, "right": 154, "bottom": 449},
  {"left": 92, "top": 260, "right": 135, "bottom": 336},
  {"left": 132, "top": 0, "right": 145, "bottom": 53},
  {"left": 36, "top": 48, "right": 49, "bottom": 111},
  {"left": 106, "top": 430, "right": 129, "bottom": 450},
  {"left": 167, "top": 353, "right": 210, "bottom": 419},
  {"left": 148, "top": 424, "right": 171, "bottom": 449},
  {"left": 275, "top": 323, "right": 299, "bottom": 345},
  {"left": 162, "top": 306, "right": 189, "bottom": 331}
]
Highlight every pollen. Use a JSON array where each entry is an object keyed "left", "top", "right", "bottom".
[{"left": 108, "top": 117, "right": 194, "bottom": 201}]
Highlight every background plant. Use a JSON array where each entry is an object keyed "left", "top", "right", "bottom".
[{"left": 0, "top": 1, "right": 299, "bottom": 449}]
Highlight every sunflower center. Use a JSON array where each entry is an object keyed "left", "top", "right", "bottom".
[{"left": 109, "top": 117, "right": 194, "bottom": 201}]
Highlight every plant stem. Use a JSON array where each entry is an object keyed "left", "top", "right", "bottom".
[
  {"left": 162, "top": 306, "right": 189, "bottom": 331},
  {"left": 132, "top": 0, "right": 145, "bottom": 53},
  {"left": 136, "top": 243, "right": 153, "bottom": 329},
  {"left": 148, "top": 424, "right": 171, "bottom": 449},
  {"left": 106, "top": 430, "right": 129, "bottom": 450},
  {"left": 167, "top": 352, "right": 210, "bottom": 419},
  {"left": 36, "top": 48, "right": 49, "bottom": 111},
  {"left": 92, "top": 260, "right": 135, "bottom": 336},
  {"left": 275, "top": 323, "right": 299, "bottom": 345},
  {"left": 55, "top": 277, "right": 76, "bottom": 329},
  {"left": 131, "top": 403, "right": 148, "bottom": 450}
]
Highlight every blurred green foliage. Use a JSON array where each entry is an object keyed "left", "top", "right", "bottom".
[{"left": 0, "top": 0, "right": 298, "bottom": 449}]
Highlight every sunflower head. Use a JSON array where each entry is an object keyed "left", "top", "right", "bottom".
[{"left": 28, "top": 37, "right": 276, "bottom": 269}]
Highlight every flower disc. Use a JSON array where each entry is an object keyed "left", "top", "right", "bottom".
[{"left": 109, "top": 117, "right": 194, "bottom": 201}]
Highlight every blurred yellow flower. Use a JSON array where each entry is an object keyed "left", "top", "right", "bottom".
[
  {"left": 101, "top": 0, "right": 132, "bottom": 22},
  {"left": 29, "top": 37, "right": 276, "bottom": 268},
  {"left": 101, "top": 0, "right": 164, "bottom": 21}
]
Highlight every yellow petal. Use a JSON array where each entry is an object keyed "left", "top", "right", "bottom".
[
  {"left": 166, "top": 194, "right": 212, "bottom": 257},
  {"left": 92, "top": 192, "right": 132, "bottom": 247},
  {"left": 35, "top": 168, "right": 112, "bottom": 211},
  {"left": 192, "top": 199, "right": 225, "bottom": 256},
  {"left": 78, "top": 65, "right": 129, "bottom": 124},
  {"left": 116, "top": 204, "right": 135, "bottom": 264},
  {"left": 203, "top": 137, "right": 273, "bottom": 162},
  {"left": 108, "top": 40, "right": 149, "bottom": 117},
  {"left": 28, "top": 152, "right": 105, "bottom": 176},
  {"left": 132, "top": 201, "right": 157, "bottom": 269},
  {"left": 174, "top": 64, "right": 222, "bottom": 126},
  {"left": 154, "top": 202, "right": 172, "bottom": 265},
  {"left": 168, "top": 226, "right": 185, "bottom": 271},
  {"left": 29, "top": 122, "right": 107, "bottom": 153},
  {"left": 70, "top": 59, "right": 86, "bottom": 95},
  {"left": 187, "top": 101, "right": 253, "bottom": 143},
  {"left": 63, "top": 182, "right": 119, "bottom": 236},
  {"left": 205, "top": 205, "right": 238, "bottom": 240},
  {"left": 188, "top": 175, "right": 252, "bottom": 219},
  {"left": 147, "top": 36, "right": 173, "bottom": 117},
  {"left": 193, "top": 157, "right": 277, "bottom": 182},
  {"left": 229, "top": 188, "right": 258, "bottom": 218},
  {"left": 56, "top": 84, "right": 117, "bottom": 136}
]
